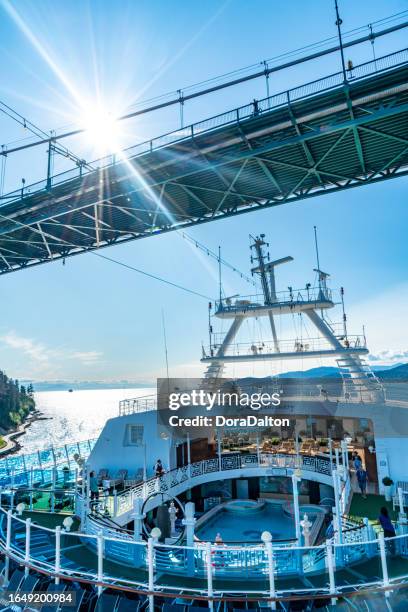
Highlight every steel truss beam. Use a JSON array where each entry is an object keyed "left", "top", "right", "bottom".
[{"left": 0, "top": 60, "right": 406, "bottom": 274}]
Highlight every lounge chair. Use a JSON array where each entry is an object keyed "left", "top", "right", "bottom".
[
  {"left": 116, "top": 597, "right": 140, "bottom": 612},
  {"left": 17, "top": 573, "right": 39, "bottom": 595},
  {"left": 95, "top": 592, "right": 120, "bottom": 612},
  {"left": 124, "top": 469, "right": 144, "bottom": 487},
  {"left": 97, "top": 469, "right": 109, "bottom": 484},
  {"left": 37, "top": 583, "right": 67, "bottom": 612},
  {"left": 110, "top": 469, "right": 128, "bottom": 487},
  {"left": 63, "top": 586, "right": 85, "bottom": 612},
  {"left": 5, "top": 568, "right": 24, "bottom": 592}
]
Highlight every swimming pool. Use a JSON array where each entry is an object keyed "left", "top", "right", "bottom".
[{"left": 195, "top": 499, "right": 324, "bottom": 543}]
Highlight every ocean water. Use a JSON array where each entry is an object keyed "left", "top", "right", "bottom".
[{"left": 17, "top": 388, "right": 154, "bottom": 454}]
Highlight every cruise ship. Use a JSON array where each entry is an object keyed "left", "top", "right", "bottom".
[{"left": 0, "top": 234, "right": 407, "bottom": 611}]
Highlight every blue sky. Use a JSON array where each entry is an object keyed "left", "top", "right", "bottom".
[{"left": 0, "top": 0, "right": 407, "bottom": 382}]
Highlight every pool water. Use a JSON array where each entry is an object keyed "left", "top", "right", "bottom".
[{"left": 196, "top": 501, "right": 310, "bottom": 543}]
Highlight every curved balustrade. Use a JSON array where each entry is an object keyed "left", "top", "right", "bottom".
[
  {"left": 1, "top": 507, "right": 408, "bottom": 604},
  {"left": 96, "top": 452, "right": 337, "bottom": 520}
]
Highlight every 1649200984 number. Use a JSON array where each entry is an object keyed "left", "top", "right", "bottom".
[{"left": 7, "top": 591, "right": 76, "bottom": 607}]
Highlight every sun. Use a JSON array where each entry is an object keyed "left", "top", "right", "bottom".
[{"left": 80, "top": 105, "right": 122, "bottom": 155}]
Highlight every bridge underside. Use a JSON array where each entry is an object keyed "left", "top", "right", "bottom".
[{"left": 0, "top": 54, "right": 407, "bottom": 274}]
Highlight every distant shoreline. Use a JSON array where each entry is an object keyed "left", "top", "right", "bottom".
[
  {"left": 0, "top": 409, "right": 47, "bottom": 457},
  {"left": 30, "top": 383, "right": 155, "bottom": 393}
]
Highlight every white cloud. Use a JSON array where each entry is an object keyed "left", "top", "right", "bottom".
[
  {"left": 0, "top": 331, "right": 103, "bottom": 370},
  {"left": 70, "top": 351, "right": 103, "bottom": 365},
  {"left": 0, "top": 331, "right": 52, "bottom": 363},
  {"left": 368, "top": 349, "right": 408, "bottom": 364}
]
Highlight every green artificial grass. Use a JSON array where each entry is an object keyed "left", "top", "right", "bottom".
[{"left": 348, "top": 493, "right": 397, "bottom": 523}]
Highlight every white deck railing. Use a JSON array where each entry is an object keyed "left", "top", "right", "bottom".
[{"left": 0, "top": 506, "right": 407, "bottom": 605}]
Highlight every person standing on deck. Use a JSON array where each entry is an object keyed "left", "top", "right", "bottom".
[{"left": 356, "top": 467, "right": 368, "bottom": 498}]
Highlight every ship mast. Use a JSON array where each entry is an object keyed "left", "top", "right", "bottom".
[{"left": 202, "top": 233, "right": 384, "bottom": 402}]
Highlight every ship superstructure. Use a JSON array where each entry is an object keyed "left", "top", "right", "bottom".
[{"left": 202, "top": 234, "right": 383, "bottom": 402}]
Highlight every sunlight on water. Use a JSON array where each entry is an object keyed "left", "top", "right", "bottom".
[{"left": 18, "top": 388, "right": 154, "bottom": 453}]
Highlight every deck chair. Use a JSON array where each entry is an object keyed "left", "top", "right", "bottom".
[
  {"left": 63, "top": 587, "right": 85, "bottom": 612},
  {"left": 95, "top": 592, "right": 120, "bottom": 612},
  {"left": 124, "top": 469, "right": 144, "bottom": 487},
  {"left": 97, "top": 469, "right": 110, "bottom": 484},
  {"left": 17, "top": 573, "right": 39, "bottom": 595},
  {"left": 116, "top": 597, "right": 140, "bottom": 612},
  {"left": 163, "top": 604, "right": 186, "bottom": 612},
  {"left": 110, "top": 469, "right": 128, "bottom": 487},
  {"left": 5, "top": 568, "right": 25, "bottom": 592},
  {"left": 37, "top": 583, "right": 67, "bottom": 612}
]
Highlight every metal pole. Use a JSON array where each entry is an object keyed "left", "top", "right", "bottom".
[
  {"left": 205, "top": 541, "right": 214, "bottom": 611},
  {"left": 292, "top": 474, "right": 301, "bottom": 544},
  {"left": 51, "top": 468, "right": 56, "bottom": 513},
  {"left": 398, "top": 487, "right": 405, "bottom": 515},
  {"left": 265, "top": 537, "right": 276, "bottom": 610},
  {"left": 5, "top": 509, "right": 12, "bottom": 585},
  {"left": 332, "top": 469, "right": 343, "bottom": 544},
  {"left": 334, "top": 0, "right": 347, "bottom": 82},
  {"left": 328, "top": 437, "right": 333, "bottom": 472},
  {"left": 187, "top": 432, "right": 191, "bottom": 478},
  {"left": 217, "top": 429, "right": 222, "bottom": 469},
  {"left": 147, "top": 537, "right": 155, "bottom": 612},
  {"left": 256, "top": 433, "right": 261, "bottom": 465},
  {"left": 335, "top": 447, "right": 340, "bottom": 468},
  {"left": 97, "top": 531, "right": 104, "bottom": 596},
  {"left": 55, "top": 526, "right": 61, "bottom": 584},
  {"left": 29, "top": 467, "right": 34, "bottom": 511},
  {"left": 378, "top": 532, "right": 390, "bottom": 598},
  {"left": 326, "top": 541, "right": 337, "bottom": 605},
  {"left": 24, "top": 518, "right": 31, "bottom": 576}
]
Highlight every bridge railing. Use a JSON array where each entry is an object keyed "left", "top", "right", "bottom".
[
  {"left": 1, "top": 47, "right": 407, "bottom": 207},
  {"left": 0, "top": 438, "right": 96, "bottom": 487},
  {"left": 202, "top": 335, "right": 367, "bottom": 359},
  {"left": 118, "top": 395, "right": 156, "bottom": 416},
  {"left": 1, "top": 506, "right": 408, "bottom": 602},
  {"left": 215, "top": 287, "right": 333, "bottom": 312}
]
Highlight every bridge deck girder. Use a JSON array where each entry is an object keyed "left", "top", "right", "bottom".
[{"left": 0, "top": 51, "right": 407, "bottom": 274}]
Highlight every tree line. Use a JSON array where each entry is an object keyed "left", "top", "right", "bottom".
[{"left": 0, "top": 370, "right": 35, "bottom": 431}]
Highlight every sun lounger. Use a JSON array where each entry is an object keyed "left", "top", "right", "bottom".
[
  {"left": 109, "top": 469, "right": 128, "bottom": 487},
  {"left": 95, "top": 592, "right": 120, "bottom": 612},
  {"left": 124, "top": 468, "right": 144, "bottom": 487}
]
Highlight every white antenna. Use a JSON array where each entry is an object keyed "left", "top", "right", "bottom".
[
  {"left": 313, "top": 225, "right": 320, "bottom": 272},
  {"left": 161, "top": 309, "right": 170, "bottom": 381},
  {"left": 218, "top": 246, "right": 222, "bottom": 303}
]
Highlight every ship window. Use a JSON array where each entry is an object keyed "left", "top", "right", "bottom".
[{"left": 125, "top": 425, "right": 144, "bottom": 446}]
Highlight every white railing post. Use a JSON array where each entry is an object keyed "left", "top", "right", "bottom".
[
  {"left": 326, "top": 541, "right": 337, "bottom": 606},
  {"left": 24, "top": 518, "right": 31, "bottom": 576},
  {"left": 113, "top": 490, "right": 118, "bottom": 517},
  {"left": 51, "top": 468, "right": 56, "bottom": 513},
  {"left": 291, "top": 472, "right": 301, "bottom": 545},
  {"left": 55, "top": 526, "right": 61, "bottom": 584},
  {"left": 182, "top": 502, "right": 196, "bottom": 576},
  {"left": 29, "top": 467, "right": 34, "bottom": 511},
  {"left": 332, "top": 469, "right": 343, "bottom": 544},
  {"left": 205, "top": 541, "right": 214, "bottom": 611},
  {"left": 147, "top": 537, "right": 155, "bottom": 612},
  {"left": 187, "top": 432, "right": 192, "bottom": 478},
  {"left": 5, "top": 509, "right": 12, "bottom": 585},
  {"left": 97, "top": 531, "right": 104, "bottom": 595},
  {"left": 262, "top": 532, "right": 276, "bottom": 610},
  {"left": 378, "top": 532, "right": 390, "bottom": 598}
]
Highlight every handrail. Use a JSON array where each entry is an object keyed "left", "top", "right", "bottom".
[
  {"left": 1, "top": 502, "right": 408, "bottom": 602},
  {"left": 1, "top": 47, "right": 407, "bottom": 207}
]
